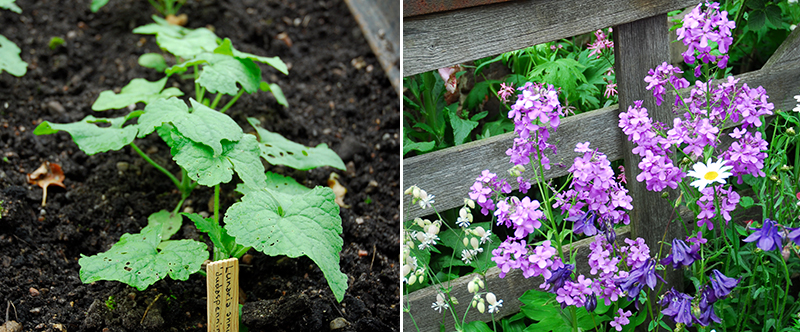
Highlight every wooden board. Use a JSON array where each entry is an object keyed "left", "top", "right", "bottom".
[
  {"left": 403, "top": 105, "right": 624, "bottom": 220},
  {"left": 403, "top": 0, "right": 699, "bottom": 76},
  {"left": 207, "top": 258, "right": 239, "bottom": 332}
]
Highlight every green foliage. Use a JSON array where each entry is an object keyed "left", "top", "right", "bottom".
[
  {"left": 92, "top": 0, "right": 185, "bottom": 16},
  {"left": 224, "top": 186, "right": 347, "bottom": 302},
  {"left": 248, "top": 118, "right": 346, "bottom": 171},
  {"left": 92, "top": 77, "right": 183, "bottom": 111},
  {"left": 518, "top": 290, "right": 610, "bottom": 332},
  {"left": 0, "top": 0, "right": 21, "bottom": 13},
  {"left": 90, "top": 0, "right": 110, "bottom": 12},
  {"left": 139, "top": 53, "right": 168, "bottom": 72},
  {"left": 48, "top": 36, "right": 65, "bottom": 50},
  {"left": 0, "top": 34, "right": 27, "bottom": 77},
  {"left": 34, "top": 114, "right": 140, "bottom": 155},
  {"left": 78, "top": 215, "right": 208, "bottom": 290},
  {"left": 35, "top": 12, "right": 347, "bottom": 303}
]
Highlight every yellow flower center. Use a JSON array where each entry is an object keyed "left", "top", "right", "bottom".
[{"left": 704, "top": 171, "right": 719, "bottom": 180}]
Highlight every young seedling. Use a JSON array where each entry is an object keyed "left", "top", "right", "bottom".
[
  {"left": 34, "top": 19, "right": 349, "bottom": 302},
  {"left": 91, "top": 0, "right": 185, "bottom": 17}
]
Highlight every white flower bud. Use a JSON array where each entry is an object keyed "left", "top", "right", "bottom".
[
  {"left": 473, "top": 227, "right": 486, "bottom": 238},
  {"left": 471, "top": 237, "right": 480, "bottom": 250},
  {"left": 477, "top": 278, "right": 484, "bottom": 288},
  {"left": 404, "top": 185, "right": 416, "bottom": 195},
  {"left": 409, "top": 274, "right": 417, "bottom": 285},
  {"left": 412, "top": 186, "right": 421, "bottom": 198},
  {"left": 466, "top": 199, "right": 475, "bottom": 209},
  {"left": 426, "top": 224, "right": 440, "bottom": 236},
  {"left": 486, "top": 292, "right": 497, "bottom": 305},
  {"left": 402, "top": 264, "right": 411, "bottom": 277},
  {"left": 477, "top": 299, "right": 486, "bottom": 313},
  {"left": 463, "top": 237, "right": 470, "bottom": 247},
  {"left": 468, "top": 281, "right": 477, "bottom": 294}
]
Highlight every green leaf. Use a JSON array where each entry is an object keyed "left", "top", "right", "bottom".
[
  {"left": 134, "top": 19, "right": 219, "bottom": 59},
  {"left": 217, "top": 38, "right": 288, "bottom": 75},
  {"left": 236, "top": 171, "right": 310, "bottom": 196},
  {"left": 147, "top": 210, "right": 183, "bottom": 240},
  {"left": 764, "top": 4, "right": 782, "bottom": 28},
  {"left": 90, "top": 0, "right": 109, "bottom": 12},
  {"left": 92, "top": 77, "right": 183, "bottom": 111},
  {"left": 463, "top": 321, "right": 493, "bottom": 332},
  {"left": 471, "top": 111, "right": 488, "bottom": 122},
  {"left": 746, "top": 0, "right": 766, "bottom": 10},
  {"left": 0, "top": 35, "right": 27, "bottom": 77},
  {"left": 34, "top": 115, "right": 138, "bottom": 155},
  {"left": 740, "top": 196, "right": 755, "bottom": 209},
  {"left": 247, "top": 117, "right": 346, "bottom": 170},
  {"left": 138, "top": 53, "right": 167, "bottom": 72},
  {"left": 138, "top": 97, "right": 243, "bottom": 156},
  {"left": 197, "top": 56, "right": 261, "bottom": 95},
  {"left": 402, "top": 136, "right": 435, "bottom": 155},
  {"left": 79, "top": 224, "right": 208, "bottom": 290},
  {"left": 0, "top": 0, "right": 22, "bottom": 13},
  {"left": 259, "top": 82, "right": 288, "bottom": 107},
  {"left": 224, "top": 186, "right": 347, "bottom": 301},
  {"left": 183, "top": 213, "right": 243, "bottom": 258},
  {"left": 447, "top": 104, "right": 478, "bottom": 145},
  {"left": 748, "top": 10, "right": 766, "bottom": 31},
  {"left": 165, "top": 128, "right": 265, "bottom": 188}
]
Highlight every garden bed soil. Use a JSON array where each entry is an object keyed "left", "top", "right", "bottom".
[{"left": 0, "top": 0, "right": 400, "bottom": 331}]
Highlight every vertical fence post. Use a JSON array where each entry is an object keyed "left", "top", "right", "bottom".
[{"left": 614, "top": 14, "right": 685, "bottom": 297}]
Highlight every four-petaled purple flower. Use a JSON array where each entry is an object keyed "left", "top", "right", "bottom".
[{"left": 743, "top": 218, "right": 783, "bottom": 251}]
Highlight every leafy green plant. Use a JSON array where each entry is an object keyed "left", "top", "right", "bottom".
[
  {"left": 34, "top": 18, "right": 348, "bottom": 301},
  {"left": 0, "top": 0, "right": 27, "bottom": 77},
  {"left": 105, "top": 296, "right": 116, "bottom": 310}
]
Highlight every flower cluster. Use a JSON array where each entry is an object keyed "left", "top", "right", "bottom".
[
  {"left": 660, "top": 270, "right": 738, "bottom": 326},
  {"left": 695, "top": 184, "right": 739, "bottom": 230},
  {"left": 405, "top": 184, "right": 435, "bottom": 209},
  {"left": 620, "top": 75, "right": 772, "bottom": 191},
  {"left": 587, "top": 28, "right": 613, "bottom": 59},
  {"left": 506, "top": 82, "right": 564, "bottom": 168},
  {"left": 492, "top": 239, "right": 564, "bottom": 279},
  {"left": 675, "top": 2, "right": 735, "bottom": 73},
  {"left": 464, "top": 276, "right": 504, "bottom": 314},
  {"left": 460, "top": 226, "right": 492, "bottom": 264},
  {"left": 469, "top": 170, "right": 512, "bottom": 215},
  {"left": 556, "top": 143, "right": 633, "bottom": 241}
]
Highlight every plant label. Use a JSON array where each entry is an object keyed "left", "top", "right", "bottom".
[{"left": 206, "top": 258, "right": 239, "bottom": 332}]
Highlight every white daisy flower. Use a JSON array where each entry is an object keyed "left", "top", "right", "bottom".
[{"left": 686, "top": 159, "right": 733, "bottom": 190}]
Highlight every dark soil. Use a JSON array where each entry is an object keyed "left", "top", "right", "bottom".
[{"left": 0, "top": 0, "right": 400, "bottom": 331}]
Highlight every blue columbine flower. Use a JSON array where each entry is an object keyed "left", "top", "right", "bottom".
[
  {"left": 696, "top": 288, "right": 721, "bottom": 326},
  {"left": 660, "top": 238, "right": 700, "bottom": 269},
  {"left": 787, "top": 226, "right": 800, "bottom": 246},
  {"left": 743, "top": 218, "right": 783, "bottom": 251},
  {"left": 617, "top": 259, "right": 659, "bottom": 301},
  {"left": 584, "top": 294, "right": 597, "bottom": 312},
  {"left": 545, "top": 264, "right": 574, "bottom": 292},
  {"left": 660, "top": 288, "right": 694, "bottom": 327},
  {"left": 708, "top": 269, "right": 738, "bottom": 302},
  {"left": 568, "top": 210, "right": 597, "bottom": 236}
]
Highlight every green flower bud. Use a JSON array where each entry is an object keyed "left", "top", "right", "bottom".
[{"left": 787, "top": 127, "right": 796, "bottom": 136}]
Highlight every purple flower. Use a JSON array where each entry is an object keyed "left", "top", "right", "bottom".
[
  {"left": 568, "top": 210, "right": 598, "bottom": 236},
  {"left": 609, "top": 309, "right": 632, "bottom": 331},
  {"left": 543, "top": 264, "right": 574, "bottom": 292},
  {"left": 708, "top": 269, "right": 738, "bottom": 302},
  {"left": 584, "top": 294, "right": 597, "bottom": 312},
  {"left": 556, "top": 275, "right": 593, "bottom": 308},
  {"left": 787, "top": 227, "right": 800, "bottom": 246},
  {"left": 696, "top": 288, "right": 721, "bottom": 326},
  {"left": 660, "top": 238, "right": 700, "bottom": 269},
  {"left": 660, "top": 288, "right": 695, "bottom": 326},
  {"left": 616, "top": 258, "right": 658, "bottom": 301},
  {"left": 743, "top": 219, "right": 783, "bottom": 251}
]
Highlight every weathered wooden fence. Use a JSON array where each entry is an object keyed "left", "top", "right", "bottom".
[{"left": 402, "top": 0, "right": 800, "bottom": 330}]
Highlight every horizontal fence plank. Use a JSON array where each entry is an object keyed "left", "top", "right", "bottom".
[
  {"left": 403, "top": 0, "right": 698, "bottom": 76},
  {"left": 402, "top": 58, "right": 800, "bottom": 220},
  {"left": 403, "top": 105, "right": 624, "bottom": 220}
]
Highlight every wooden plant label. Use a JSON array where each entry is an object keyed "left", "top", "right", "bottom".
[{"left": 206, "top": 258, "right": 239, "bottom": 332}]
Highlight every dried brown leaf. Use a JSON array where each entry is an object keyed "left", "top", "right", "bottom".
[{"left": 26, "top": 161, "right": 65, "bottom": 206}]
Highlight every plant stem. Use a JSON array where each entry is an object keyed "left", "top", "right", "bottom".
[
  {"left": 194, "top": 65, "right": 205, "bottom": 103},
  {"left": 214, "top": 184, "right": 220, "bottom": 224},
  {"left": 130, "top": 142, "right": 181, "bottom": 189},
  {"left": 219, "top": 89, "right": 245, "bottom": 113},
  {"left": 210, "top": 93, "right": 223, "bottom": 109},
  {"left": 172, "top": 195, "right": 186, "bottom": 215},
  {"left": 231, "top": 246, "right": 252, "bottom": 259}
]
